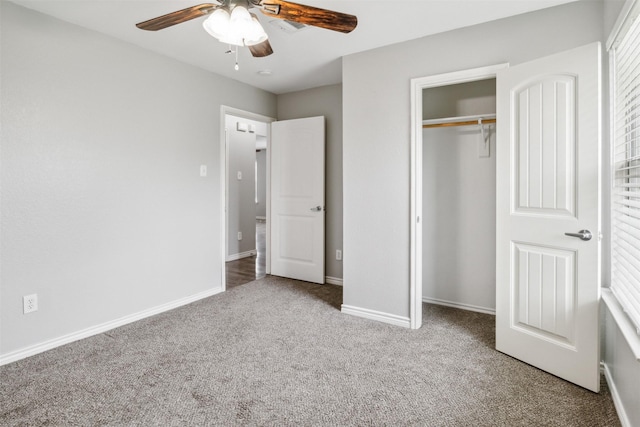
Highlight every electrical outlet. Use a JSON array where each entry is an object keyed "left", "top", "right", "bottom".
[
  {"left": 237, "top": 171, "right": 242, "bottom": 180},
  {"left": 336, "top": 249, "right": 342, "bottom": 261},
  {"left": 200, "top": 165, "right": 207, "bottom": 177},
  {"left": 23, "top": 294, "right": 38, "bottom": 314},
  {"left": 237, "top": 231, "right": 243, "bottom": 240}
]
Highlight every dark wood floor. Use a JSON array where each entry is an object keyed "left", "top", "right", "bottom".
[{"left": 226, "top": 220, "right": 266, "bottom": 289}]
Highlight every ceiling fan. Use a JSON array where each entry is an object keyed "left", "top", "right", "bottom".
[{"left": 136, "top": 0, "right": 358, "bottom": 61}]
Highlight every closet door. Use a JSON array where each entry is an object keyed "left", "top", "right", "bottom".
[{"left": 496, "top": 43, "right": 601, "bottom": 392}]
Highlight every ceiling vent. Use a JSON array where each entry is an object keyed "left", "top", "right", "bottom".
[{"left": 269, "top": 19, "right": 309, "bottom": 34}]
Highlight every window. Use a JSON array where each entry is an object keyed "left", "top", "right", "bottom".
[{"left": 610, "top": 1, "right": 640, "bottom": 335}]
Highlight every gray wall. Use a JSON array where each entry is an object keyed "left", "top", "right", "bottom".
[
  {"left": 342, "top": 2, "right": 604, "bottom": 317},
  {"left": 0, "top": 2, "right": 276, "bottom": 357},
  {"left": 225, "top": 115, "right": 257, "bottom": 259},
  {"left": 277, "top": 84, "right": 343, "bottom": 280},
  {"left": 423, "top": 79, "right": 497, "bottom": 119},
  {"left": 603, "top": 305, "right": 640, "bottom": 426},
  {"left": 422, "top": 80, "right": 496, "bottom": 312}
]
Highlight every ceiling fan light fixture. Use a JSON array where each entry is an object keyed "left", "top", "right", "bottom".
[
  {"left": 229, "top": 4, "right": 252, "bottom": 28},
  {"left": 203, "top": 5, "right": 267, "bottom": 47},
  {"left": 244, "top": 14, "right": 269, "bottom": 46},
  {"left": 202, "top": 8, "right": 230, "bottom": 40}
]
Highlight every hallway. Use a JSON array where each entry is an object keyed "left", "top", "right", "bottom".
[{"left": 226, "top": 220, "right": 266, "bottom": 289}]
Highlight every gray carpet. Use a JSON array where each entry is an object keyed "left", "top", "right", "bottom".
[{"left": 0, "top": 276, "right": 621, "bottom": 426}]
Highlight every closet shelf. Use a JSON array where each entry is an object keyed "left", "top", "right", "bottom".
[{"left": 422, "top": 114, "right": 496, "bottom": 129}]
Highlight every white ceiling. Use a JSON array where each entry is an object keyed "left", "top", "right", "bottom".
[{"left": 10, "top": 0, "right": 577, "bottom": 94}]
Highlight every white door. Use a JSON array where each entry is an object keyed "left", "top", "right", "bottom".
[
  {"left": 496, "top": 43, "right": 601, "bottom": 392},
  {"left": 270, "top": 116, "right": 325, "bottom": 284}
]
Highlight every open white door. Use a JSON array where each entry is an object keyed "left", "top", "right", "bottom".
[
  {"left": 496, "top": 43, "right": 601, "bottom": 392},
  {"left": 270, "top": 117, "right": 325, "bottom": 284}
]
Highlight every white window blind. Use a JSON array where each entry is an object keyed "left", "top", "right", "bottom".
[{"left": 611, "top": 4, "right": 640, "bottom": 335}]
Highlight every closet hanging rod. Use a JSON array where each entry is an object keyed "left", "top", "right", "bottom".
[{"left": 422, "top": 114, "right": 496, "bottom": 129}]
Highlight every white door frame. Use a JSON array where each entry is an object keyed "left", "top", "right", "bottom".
[
  {"left": 219, "top": 105, "right": 275, "bottom": 291},
  {"left": 409, "top": 63, "right": 509, "bottom": 329}
]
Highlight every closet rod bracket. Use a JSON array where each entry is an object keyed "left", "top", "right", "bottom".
[{"left": 478, "top": 118, "right": 486, "bottom": 143}]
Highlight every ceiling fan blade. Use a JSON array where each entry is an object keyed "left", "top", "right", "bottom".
[
  {"left": 136, "top": 4, "right": 218, "bottom": 31},
  {"left": 260, "top": 0, "right": 357, "bottom": 34},
  {"left": 249, "top": 40, "right": 274, "bottom": 57}
]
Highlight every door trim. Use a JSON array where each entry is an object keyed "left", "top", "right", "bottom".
[
  {"left": 219, "top": 106, "right": 275, "bottom": 291},
  {"left": 409, "top": 63, "right": 509, "bottom": 329}
]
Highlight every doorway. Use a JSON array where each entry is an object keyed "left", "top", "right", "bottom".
[
  {"left": 422, "top": 78, "right": 497, "bottom": 314},
  {"left": 410, "top": 64, "right": 508, "bottom": 329},
  {"left": 220, "top": 106, "right": 275, "bottom": 290}
]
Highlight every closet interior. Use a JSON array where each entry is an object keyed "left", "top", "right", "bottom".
[{"left": 422, "top": 78, "right": 497, "bottom": 314}]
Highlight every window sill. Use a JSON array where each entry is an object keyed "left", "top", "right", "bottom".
[{"left": 602, "top": 288, "right": 640, "bottom": 361}]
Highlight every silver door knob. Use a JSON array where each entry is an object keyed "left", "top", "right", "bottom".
[
  {"left": 564, "top": 230, "right": 592, "bottom": 241},
  {"left": 310, "top": 206, "right": 322, "bottom": 212}
]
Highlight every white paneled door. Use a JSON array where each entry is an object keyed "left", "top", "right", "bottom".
[
  {"left": 270, "top": 117, "right": 325, "bottom": 284},
  {"left": 496, "top": 43, "right": 601, "bottom": 392}
]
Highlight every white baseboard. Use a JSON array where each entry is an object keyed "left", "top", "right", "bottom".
[
  {"left": 603, "top": 362, "right": 631, "bottom": 427},
  {"left": 422, "top": 296, "right": 495, "bottom": 315},
  {"left": 0, "top": 287, "right": 223, "bottom": 366},
  {"left": 341, "top": 304, "right": 410, "bottom": 328},
  {"left": 325, "top": 276, "right": 343, "bottom": 286},
  {"left": 226, "top": 250, "right": 257, "bottom": 262}
]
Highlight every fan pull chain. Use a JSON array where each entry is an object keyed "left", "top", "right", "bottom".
[{"left": 225, "top": 45, "right": 240, "bottom": 71}]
